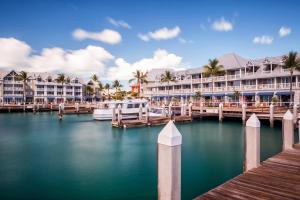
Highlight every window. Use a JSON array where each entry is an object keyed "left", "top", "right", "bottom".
[
  {"left": 37, "top": 77, "right": 42, "bottom": 82},
  {"left": 47, "top": 91, "right": 54, "bottom": 95},
  {"left": 37, "top": 91, "right": 44, "bottom": 95}
]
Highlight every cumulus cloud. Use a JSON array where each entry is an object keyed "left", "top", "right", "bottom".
[
  {"left": 0, "top": 37, "right": 114, "bottom": 78},
  {"left": 107, "top": 17, "right": 131, "bottom": 29},
  {"left": 211, "top": 17, "right": 233, "bottom": 32},
  {"left": 138, "top": 26, "right": 181, "bottom": 41},
  {"left": 72, "top": 28, "right": 121, "bottom": 45},
  {"left": 253, "top": 35, "right": 273, "bottom": 45},
  {"left": 106, "top": 49, "right": 184, "bottom": 80},
  {"left": 279, "top": 26, "right": 291, "bottom": 37}
]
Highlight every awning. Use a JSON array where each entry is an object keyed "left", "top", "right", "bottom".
[
  {"left": 242, "top": 92, "right": 255, "bottom": 96},
  {"left": 225, "top": 93, "right": 234, "bottom": 96},
  {"left": 47, "top": 97, "right": 55, "bottom": 99},
  {"left": 275, "top": 91, "right": 294, "bottom": 96},
  {"left": 202, "top": 93, "right": 212, "bottom": 97},
  {"left": 257, "top": 92, "right": 274, "bottom": 96},
  {"left": 213, "top": 93, "right": 225, "bottom": 97}
]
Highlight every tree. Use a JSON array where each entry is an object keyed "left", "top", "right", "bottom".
[
  {"left": 104, "top": 83, "right": 111, "bottom": 100},
  {"left": 112, "top": 80, "right": 122, "bottom": 93},
  {"left": 203, "top": 59, "right": 224, "bottom": 105},
  {"left": 282, "top": 51, "right": 300, "bottom": 104},
  {"left": 160, "top": 70, "right": 176, "bottom": 103},
  {"left": 16, "top": 71, "right": 31, "bottom": 105},
  {"left": 129, "top": 70, "right": 148, "bottom": 98},
  {"left": 85, "top": 85, "right": 94, "bottom": 102},
  {"left": 194, "top": 91, "right": 202, "bottom": 104},
  {"left": 91, "top": 74, "right": 99, "bottom": 102},
  {"left": 233, "top": 90, "right": 240, "bottom": 103},
  {"left": 55, "top": 73, "right": 68, "bottom": 103}
]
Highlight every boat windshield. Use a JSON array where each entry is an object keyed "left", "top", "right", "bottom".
[{"left": 126, "top": 103, "right": 145, "bottom": 109}]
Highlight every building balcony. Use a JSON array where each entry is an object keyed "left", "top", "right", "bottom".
[
  {"left": 242, "top": 85, "right": 256, "bottom": 90},
  {"left": 214, "top": 87, "right": 226, "bottom": 92},
  {"left": 227, "top": 74, "right": 241, "bottom": 80},
  {"left": 202, "top": 87, "right": 212, "bottom": 92},
  {"left": 277, "top": 83, "right": 296, "bottom": 89},
  {"left": 227, "top": 86, "right": 240, "bottom": 91},
  {"left": 257, "top": 84, "right": 275, "bottom": 90}
]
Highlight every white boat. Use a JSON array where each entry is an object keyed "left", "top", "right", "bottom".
[
  {"left": 148, "top": 107, "right": 168, "bottom": 117},
  {"left": 93, "top": 99, "right": 147, "bottom": 121}
]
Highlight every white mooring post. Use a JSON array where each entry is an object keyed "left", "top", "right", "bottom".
[
  {"left": 269, "top": 104, "right": 274, "bottom": 128},
  {"left": 75, "top": 102, "right": 79, "bottom": 113},
  {"left": 162, "top": 104, "right": 166, "bottom": 117},
  {"left": 219, "top": 103, "right": 223, "bottom": 122},
  {"left": 168, "top": 103, "right": 172, "bottom": 117},
  {"left": 139, "top": 104, "right": 143, "bottom": 120},
  {"left": 200, "top": 101, "right": 203, "bottom": 114},
  {"left": 283, "top": 110, "right": 294, "bottom": 150},
  {"left": 112, "top": 105, "right": 116, "bottom": 122},
  {"left": 157, "top": 121, "right": 182, "bottom": 200},
  {"left": 188, "top": 102, "right": 193, "bottom": 117},
  {"left": 145, "top": 104, "right": 149, "bottom": 124},
  {"left": 117, "top": 104, "right": 122, "bottom": 125},
  {"left": 242, "top": 103, "right": 247, "bottom": 124},
  {"left": 244, "top": 113, "right": 260, "bottom": 172},
  {"left": 293, "top": 104, "right": 298, "bottom": 124}
]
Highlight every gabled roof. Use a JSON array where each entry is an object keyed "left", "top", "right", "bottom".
[{"left": 215, "top": 53, "right": 249, "bottom": 70}]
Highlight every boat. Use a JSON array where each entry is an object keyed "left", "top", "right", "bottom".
[
  {"left": 93, "top": 99, "right": 148, "bottom": 120},
  {"left": 148, "top": 107, "right": 168, "bottom": 117}
]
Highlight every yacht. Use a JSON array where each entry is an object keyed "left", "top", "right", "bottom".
[{"left": 93, "top": 99, "right": 147, "bottom": 121}]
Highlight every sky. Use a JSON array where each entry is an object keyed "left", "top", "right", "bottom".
[{"left": 0, "top": 0, "right": 299, "bottom": 86}]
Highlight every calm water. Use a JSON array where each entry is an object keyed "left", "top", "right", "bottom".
[{"left": 0, "top": 112, "right": 296, "bottom": 199}]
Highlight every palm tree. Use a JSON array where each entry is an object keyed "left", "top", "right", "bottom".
[
  {"left": 55, "top": 73, "right": 68, "bottom": 103},
  {"left": 16, "top": 71, "right": 31, "bottom": 105},
  {"left": 85, "top": 85, "right": 94, "bottom": 102},
  {"left": 233, "top": 90, "right": 240, "bottom": 104},
  {"left": 91, "top": 74, "right": 99, "bottom": 102},
  {"left": 160, "top": 71, "right": 176, "bottom": 103},
  {"left": 282, "top": 51, "right": 300, "bottom": 104},
  {"left": 112, "top": 80, "right": 122, "bottom": 93},
  {"left": 194, "top": 91, "right": 202, "bottom": 104},
  {"left": 104, "top": 83, "right": 111, "bottom": 100},
  {"left": 129, "top": 70, "right": 148, "bottom": 98},
  {"left": 203, "top": 59, "right": 224, "bottom": 105},
  {"left": 98, "top": 81, "right": 104, "bottom": 101}
]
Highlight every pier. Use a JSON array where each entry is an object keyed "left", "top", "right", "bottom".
[{"left": 196, "top": 144, "right": 300, "bottom": 200}]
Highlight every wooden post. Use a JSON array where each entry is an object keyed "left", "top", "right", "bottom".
[
  {"left": 117, "top": 104, "right": 122, "bottom": 125},
  {"left": 145, "top": 104, "right": 149, "bottom": 124},
  {"left": 219, "top": 103, "right": 223, "bottom": 122},
  {"left": 50, "top": 102, "right": 53, "bottom": 111},
  {"left": 75, "top": 102, "right": 79, "bottom": 113},
  {"left": 139, "top": 104, "right": 143, "bottom": 120},
  {"left": 157, "top": 120, "right": 182, "bottom": 200},
  {"left": 58, "top": 103, "right": 64, "bottom": 120},
  {"left": 200, "top": 101, "right": 203, "bottom": 114},
  {"left": 244, "top": 113, "right": 260, "bottom": 172},
  {"left": 112, "top": 105, "right": 116, "bottom": 122},
  {"left": 269, "top": 104, "right": 274, "bottom": 128},
  {"left": 168, "top": 103, "right": 172, "bottom": 117},
  {"left": 188, "top": 103, "right": 192, "bottom": 117},
  {"left": 293, "top": 104, "right": 298, "bottom": 124},
  {"left": 283, "top": 110, "right": 294, "bottom": 150},
  {"left": 242, "top": 103, "right": 247, "bottom": 124},
  {"left": 162, "top": 103, "right": 166, "bottom": 117}
]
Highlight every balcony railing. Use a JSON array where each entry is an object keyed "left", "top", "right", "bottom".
[
  {"left": 258, "top": 84, "right": 275, "bottom": 90},
  {"left": 227, "top": 74, "right": 241, "bottom": 80}
]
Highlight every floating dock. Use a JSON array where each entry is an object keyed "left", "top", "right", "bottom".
[{"left": 196, "top": 143, "right": 300, "bottom": 200}]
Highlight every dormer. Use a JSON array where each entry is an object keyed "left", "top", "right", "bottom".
[
  {"left": 37, "top": 76, "right": 42, "bottom": 82},
  {"left": 47, "top": 76, "right": 52, "bottom": 82}
]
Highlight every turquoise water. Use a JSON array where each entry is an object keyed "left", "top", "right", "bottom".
[{"left": 0, "top": 113, "right": 295, "bottom": 199}]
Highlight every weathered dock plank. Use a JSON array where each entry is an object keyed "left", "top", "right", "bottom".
[{"left": 195, "top": 143, "right": 300, "bottom": 200}]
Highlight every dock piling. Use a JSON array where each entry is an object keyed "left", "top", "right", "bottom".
[
  {"left": 162, "top": 104, "right": 166, "bottom": 117},
  {"left": 139, "top": 104, "right": 143, "bottom": 120},
  {"left": 145, "top": 104, "right": 149, "bottom": 124},
  {"left": 283, "top": 110, "right": 294, "bottom": 150},
  {"left": 242, "top": 103, "right": 247, "bottom": 124},
  {"left": 293, "top": 104, "right": 298, "bottom": 124},
  {"left": 157, "top": 121, "right": 182, "bottom": 200},
  {"left": 219, "top": 103, "right": 223, "bottom": 122},
  {"left": 117, "top": 104, "right": 122, "bottom": 126},
  {"left": 112, "top": 105, "right": 116, "bottom": 122},
  {"left": 188, "top": 103, "right": 192, "bottom": 117},
  {"left": 269, "top": 104, "right": 274, "bottom": 127},
  {"left": 244, "top": 113, "right": 260, "bottom": 172}
]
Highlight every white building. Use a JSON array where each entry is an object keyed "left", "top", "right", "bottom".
[
  {"left": 143, "top": 53, "right": 300, "bottom": 106},
  {"left": 0, "top": 70, "right": 84, "bottom": 104}
]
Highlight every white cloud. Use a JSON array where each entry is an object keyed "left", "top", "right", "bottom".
[
  {"left": 137, "top": 34, "right": 150, "bottom": 42},
  {"left": 211, "top": 17, "right": 233, "bottom": 32},
  {"left": 178, "top": 37, "right": 193, "bottom": 44},
  {"left": 72, "top": 28, "right": 121, "bottom": 45},
  {"left": 106, "top": 49, "right": 184, "bottom": 80},
  {"left": 253, "top": 35, "right": 273, "bottom": 45},
  {"left": 138, "top": 26, "right": 181, "bottom": 41},
  {"left": 107, "top": 17, "right": 131, "bottom": 29},
  {"left": 0, "top": 37, "right": 114, "bottom": 78},
  {"left": 279, "top": 26, "right": 291, "bottom": 37}
]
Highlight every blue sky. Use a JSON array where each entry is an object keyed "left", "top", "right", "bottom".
[{"left": 0, "top": 0, "right": 299, "bottom": 84}]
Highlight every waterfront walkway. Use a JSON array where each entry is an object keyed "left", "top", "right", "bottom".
[{"left": 196, "top": 143, "right": 300, "bottom": 200}]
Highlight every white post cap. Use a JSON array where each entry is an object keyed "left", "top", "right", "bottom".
[
  {"left": 294, "top": 104, "right": 298, "bottom": 108},
  {"left": 219, "top": 103, "right": 223, "bottom": 108},
  {"left": 158, "top": 120, "right": 182, "bottom": 146},
  {"left": 270, "top": 104, "right": 274, "bottom": 108},
  {"left": 117, "top": 104, "right": 121, "bottom": 109},
  {"left": 139, "top": 103, "right": 143, "bottom": 108},
  {"left": 242, "top": 103, "right": 247, "bottom": 108},
  {"left": 283, "top": 110, "right": 293, "bottom": 120},
  {"left": 246, "top": 113, "right": 260, "bottom": 127}
]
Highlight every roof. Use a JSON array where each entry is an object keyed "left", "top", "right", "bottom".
[{"left": 214, "top": 53, "right": 249, "bottom": 70}]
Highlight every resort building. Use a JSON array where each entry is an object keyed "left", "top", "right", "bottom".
[
  {"left": 0, "top": 70, "right": 84, "bottom": 104},
  {"left": 143, "top": 53, "right": 300, "bottom": 105}
]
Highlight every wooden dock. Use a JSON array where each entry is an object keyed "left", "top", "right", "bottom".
[
  {"left": 112, "top": 115, "right": 192, "bottom": 128},
  {"left": 196, "top": 143, "right": 300, "bottom": 200}
]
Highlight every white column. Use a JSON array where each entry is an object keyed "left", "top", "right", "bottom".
[
  {"left": 219, "top": 103, "right": 223, "bottom": 122},
  {"left": 293, "top": 104, "right": 298, "bottom": 124},
  {"left": 269, "top": 104, "right": 274, "bottom": 127},
  {"left": 139, "top": 104, "right": 143, "bottom": 120},
  {"left": 283, "top": 110, "right": 294, "bottom": 150},
  {"left": 117, "top": 104, "right": 122, "bottom": 125},
  {"left": 242, "top": 103, "right": 247, "bottom": 124},
  {"left": 157, "top": 121, "right": 182, "bottom": 200},
  {"left": 112, "top": 105, "right": 116, "bottom": 122},
  {"left": 188, "top": 102, "right": 193, "bottom": 117},
  {"left": 244, "top": 114, "right": 260, "bottom": 171}
]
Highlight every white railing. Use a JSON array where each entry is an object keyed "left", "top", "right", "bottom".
[
  {"left": 227, "top": 86, "right": 240, "bottom": 91},
  {"left": 227, "top": 74, "right": 240, "bottom": 80},
  {"left": 215, "top": 76, "right": 225, "bottom": 81},
  {"left": 202, "top": 87, "right": 212, "bottom": 92},
  {"left": 278, "top": 83, "right": 295, "bottom": 89},
  {"left": 257, "top": 84, "right": 275, "bottom": 90},
  {"left": 214, "top": 87, "right": 226, "bottom": 92},
  {"left": 242, "top": 85, "right": 256, "bottom": 90}
]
